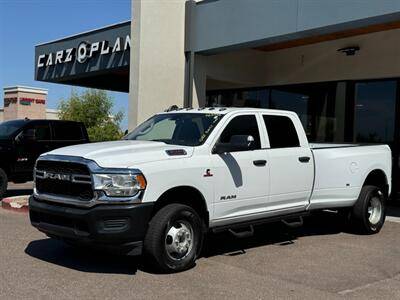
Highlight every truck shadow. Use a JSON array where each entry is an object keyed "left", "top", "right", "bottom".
[
  {"left": 387, "top": 205, "right": 400, "bottom": 218},
  {"left": 25, "top": 238, "right": 140, "bottom": 275},
  {"left": 24, "top": 211, "right": 350, "bottom": 275},
  {"left": 5, "top": 189, "right": 33, "bottom": 198},
  {"left": 202, "top": 210, "right": 347, "bottom": 257}
]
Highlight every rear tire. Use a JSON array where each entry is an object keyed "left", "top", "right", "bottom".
[
  {"left": 350, "top": 185, "right": 386, "bottom": 234},
  {"left": 0, "top": 168, "right": 8, "bottom": 199},
  {"left": 143, "top": 204, "right": 204, "bottom": 273}
]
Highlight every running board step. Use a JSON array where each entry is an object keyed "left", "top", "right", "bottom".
[
  {"left": 211, "top": 211, "right": 310, "bottom": 234},
  {"left": 281, "top": 216, "right": 304, "bottom": 228},
  {"left": 228, "top": 225, "right": 254, "bottom": 238}
]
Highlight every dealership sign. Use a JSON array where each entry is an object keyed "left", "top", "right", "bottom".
[{"left": 37, "top": 35, "right": 131, "bottom": 68}]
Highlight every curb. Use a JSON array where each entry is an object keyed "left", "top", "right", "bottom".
[{"left": 1, "top": 196, "right": 29, "bottom": 213}]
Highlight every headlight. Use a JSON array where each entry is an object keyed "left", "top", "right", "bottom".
[{"left": 93, "top": 173, "right": 147, "bottom": 197}]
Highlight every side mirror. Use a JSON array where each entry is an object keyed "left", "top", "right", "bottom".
[{"left": 214, "top": 135, "right": 255, "bottom": 154}]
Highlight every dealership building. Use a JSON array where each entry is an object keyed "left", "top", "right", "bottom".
[{"left": 35, "top": 0, "right": 400, "bottom": 197}]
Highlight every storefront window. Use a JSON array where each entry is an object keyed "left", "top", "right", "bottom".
[
  {"left": 269, "top": 88, "right": 311, "bottom": 137},
  {"left": 206, "top": 79, "right": 399, "bottom": 197},
  {"left": 207, "top": 88, "right": 268, "bottom": 108},
  {"left": 354, "top": 81, "right": 396, "bottom": 144},
  {"left": 313, "top": 82, "right": 346, "bottom": 143},
  {"left": 207, "top": 80, "right": 397, "bottom": 145},
  {"left": 269, "top": 83, "right": 340, "bottom": 142}
]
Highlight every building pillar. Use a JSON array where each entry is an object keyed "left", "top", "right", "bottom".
[
  {"left": 129, "top": 0, "right": 187, "bottom": 130},
  {"left": 192, "top": 54, "right": 207, "bottom": 107}
]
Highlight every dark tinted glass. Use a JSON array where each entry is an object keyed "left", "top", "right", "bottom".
[
  {"left": 263, "top": 115, "right": 299, "bottom": 148},
  {"left": 219, "top": 115, "right": 261, "bottom": 149},
  {"left": 0, "top": 120, "right": 25, "bottom": 139},
  {"left": 33, "top": 124, "right": 51, "bottom": 140},
  {"left": 207, "top": 89, "right": 269, "bottom": 108},
  {"left": 52, "top": 123, "right": 84, "bottom": 141},
  {"left": 354, "top": 81, "right": 396, "bottom": 144}
]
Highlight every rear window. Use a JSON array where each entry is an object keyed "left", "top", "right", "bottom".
[
  {"left": 263, "top": 115, "right": 300, "bottom": 148},
  {"left": 52, "top": 122, "right": 84, "bottom": 141}
]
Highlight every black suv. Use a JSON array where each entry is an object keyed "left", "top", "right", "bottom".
[{"left": 0, "top": 119, "right": 89, "bottom": 197}]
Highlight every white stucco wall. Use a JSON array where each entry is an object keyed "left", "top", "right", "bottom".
[{"left": 45, "top": 109, "right": 60, "bottom": 120}]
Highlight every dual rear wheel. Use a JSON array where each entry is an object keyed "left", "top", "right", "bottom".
[{"left": 350, "top": 185, "right": 386, "bottom": 234}]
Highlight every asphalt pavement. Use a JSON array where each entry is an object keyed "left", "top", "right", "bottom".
[{"left": 1, "top": 206, "right": 400, "bottom": 299}]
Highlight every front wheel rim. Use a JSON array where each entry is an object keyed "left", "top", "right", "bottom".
[
  {"left": 368, "top": 196, "right": 383, "bottom": 225},
  {"left": 165, "top": 220, "right": 194, "bottom": 261}
]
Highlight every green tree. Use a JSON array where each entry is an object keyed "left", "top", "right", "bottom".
[{"left": 58, "top": 89, "right": 124, "bottom": 142}]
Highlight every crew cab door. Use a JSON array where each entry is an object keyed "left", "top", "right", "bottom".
[
  {"left": 14, "top": 122, "right": 51, "bottom": 174},
  {"left": 210, "top": 114, "right": 270, "bottom": 220},
  {"left": 261, "top": 114, "right": 314, "bottom": 208}
]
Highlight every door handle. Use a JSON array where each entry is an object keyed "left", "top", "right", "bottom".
[
  {"left": 298, "top": 156, "right": 311, "bottom": 163},
  {"left": 253, "top": 160, "right": 267, "bottom": 167}
]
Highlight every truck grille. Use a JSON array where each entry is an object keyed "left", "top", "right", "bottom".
[{"left": 35, "top": 160, "right": 94, "bottom": 201}]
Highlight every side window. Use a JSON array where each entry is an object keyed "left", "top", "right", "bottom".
[
  {"left": 52, "top": 123, "right": 84, "bottom": 141},
  {"left": 218, "top": 115, "right": 261, "bottom": 150},
  {"left": 263, "top": 115, "right": 300, "bottom": 148},
  {"left": 34, "top": 124, "right": 51, "bottom": 141},
  {"left": 23, "top": 124, "right": 51, "bottom": 141}
]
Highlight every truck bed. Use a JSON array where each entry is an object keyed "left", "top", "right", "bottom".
[{"left": 308, "top": 143, "right": 391, "bottom": 210}]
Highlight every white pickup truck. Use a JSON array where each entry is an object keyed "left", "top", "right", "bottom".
[{"left": 29, "top": 108, "right": 392, "bottom": 272}]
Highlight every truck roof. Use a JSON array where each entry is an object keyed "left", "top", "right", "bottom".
[
  {"left": 1, "top": 119, "right": 84, "bottom": 125},
  {"left": 158, "top": 107, "right": 296, "bottom": 116}
]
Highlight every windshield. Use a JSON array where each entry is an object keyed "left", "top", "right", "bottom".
[
  {"left": 0, "top": 120, "right": 25, "bottom": 139},
  {"left": 125, "top": 113, "right": 223, "bottom": 146}
]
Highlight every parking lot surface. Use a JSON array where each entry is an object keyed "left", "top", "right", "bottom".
[{"left": 1, "top": 208, "right": 400, "bottom": 299}]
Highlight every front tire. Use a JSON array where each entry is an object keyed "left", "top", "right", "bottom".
[
  {"left": 0, "top": 168, "right": 8, "bottom": 199},
  {"left": 350, "top": 185, "right": 386, "bottom": 234},
  {"left": 143, "top": 204, "right": 204, "bottom": 273}
]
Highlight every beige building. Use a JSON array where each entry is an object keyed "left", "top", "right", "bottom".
[{"left": 2, "top": 86, "right": 59, "bottom": 122}]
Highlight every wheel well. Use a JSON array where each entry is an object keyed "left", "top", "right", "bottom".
[
  {"left": 363, "top": 169, "right": 388, "bottom": 196},
  {"left": 152, "top": 186, "right": 209, "bottom": 227}
]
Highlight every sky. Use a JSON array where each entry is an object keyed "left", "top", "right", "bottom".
[{"left": 0, "top": 0, "right": 131, "bottom": 130}]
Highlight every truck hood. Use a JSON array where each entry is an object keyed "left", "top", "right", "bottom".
[{"left": 44, "top": 140, "right": 194, "bottom": 168}]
